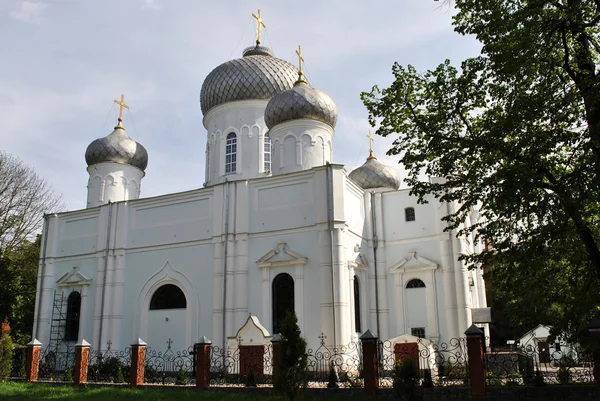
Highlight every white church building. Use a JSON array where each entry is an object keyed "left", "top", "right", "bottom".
[{"left": 32, "top": 31, "right": 488, "bottom": 354}]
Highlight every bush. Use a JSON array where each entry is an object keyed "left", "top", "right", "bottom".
[
  {"left": 64, "top": 365, "right": 73, "bottom": 382},
  {"left": 0, "top": 318, "right": 14, "bottom": 381},
  {"left": 89, "top": 356, "right": 126, "bottom": 383},
  {"left": 486, "top": 371, "right": 502, "bottom": 387},
  {"left": 175, "top": 367, "right": 187, "bottom": 385},
  {"left": 393, "top": 358, "right": 421, "bottom": 401},
  {"left": 557, "top": 357, "right": 571, "bottom": 385},
  {"left": 273, "top": 311, "right": 308, "bottom": 401},
  {"left": 533, "top": 369, "right": 546, "bottom": 386}
]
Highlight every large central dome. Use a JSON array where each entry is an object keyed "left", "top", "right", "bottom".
[{"left": 200, "top": 45, "right": 298, "bottom": 115}]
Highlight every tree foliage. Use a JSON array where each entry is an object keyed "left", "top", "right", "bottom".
[
  {"left": 0, "top": 151, "right": 62, "bottom": 255},
  {"left": 273, "top": 311, "right": 308, "bottom": 401},
  {"left": 0, "top": 318, "right": 14, "bottom": 381},
  {"left": 361, "top": 0, "right": 600, "bottom": 340}
]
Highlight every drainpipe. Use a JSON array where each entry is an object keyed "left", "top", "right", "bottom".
[
  {"left": 326, "top": 163, "right": 337, "bottom": 350},
  {"left": 34, "top": 214, "right": 50, "bottom": 339},
  {"left": 370, "top": 192, "right": 381, "bottom": 338},
  {"left": 222, "top": 181, "right": 230, "bottom": 362},
  {"left": 98, "top": 202, "right": 113, "bottom": 351}
]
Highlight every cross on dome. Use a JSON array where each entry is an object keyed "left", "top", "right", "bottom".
[
  {"left": 295, "top": 45, "right": 307, "bottom": 84},
  {"left": 252, "top": 9, "right": 266, "bottom": 45},
  {"left": 367, "top": 130, "right": 376, "bottom": 160},
  {"left": 113, "top": 94, "right": 130, "bottom": 129}
]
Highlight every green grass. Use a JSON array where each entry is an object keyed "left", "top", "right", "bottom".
[{"left": 0, "top": 382, "right": 284, "bottom": 400}]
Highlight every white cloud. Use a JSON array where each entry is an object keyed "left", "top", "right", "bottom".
[
  {"left": 142, "top": 0, "right": 161, "bottom": 10},
  {"left": 9, "top": 1, "right": 48, "bottom": 24}
]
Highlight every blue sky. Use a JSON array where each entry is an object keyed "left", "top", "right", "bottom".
[{"left": 0, "top": 0, "right": 480, "bottom": 211}]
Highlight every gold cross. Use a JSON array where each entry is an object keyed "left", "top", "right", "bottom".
[
  {"left": 252, "top": 9, "right": 266, "bottom": 45},
  {"left": 113, "top": 94, "right": 130, "bottom": 129},
  {"left": 296, "top": 45, "right": 307, "bottom": 83},
  {"left": 367, "top": 130, "right": 376, "bottom": 159}
]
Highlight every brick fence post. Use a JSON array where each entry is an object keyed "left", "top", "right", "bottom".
[
  {"left": 465, "top": 325, "right": 486, "bottom": 401},
  {"left": 130, "top": 338, "right": 147, "bottom": 387},
  {"left": 26, "top": 339, "right": 42, "bottom": 382},
  {"left": 271, "top": 334, "right": 281, "bottom": 394},
  {"left": 587, "top": 317, "right": 600, "bottom": 400},
  {"left": 74, "top": 339, "right": 90, "bottom": 385},
  {"left": 195, "top": 336, "right": 212, "bottom": 390},
  {"left": 360, "top": 329, "right": 379, "bottom": 398}
]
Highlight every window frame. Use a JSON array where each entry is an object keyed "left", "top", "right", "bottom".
[
  {"left": 264, "top": 134, "right": 271, "bottom": 173},
  {"left": 406, "top": 278, "right": 426, "bottom": 289},
  {"left": 149, "top": 284, "right": 187, "bottom": 310},
  {"left": 272, "top": 273, "right": 294, "bottom": 335},
  {"left": 65, "top": 291, "right": 81, "bottom": 342},
  {"left": 405, "top": 207, "right": 416, "bottom": 222},
  {"left": 225, "top": 132, "right": 237, "bottom": 174},
  {"left": 353, "top": 275, "right": 361, "bottom": 333},
  {"left": 411, "top": 327, "right": 426, "bottom": 338}
]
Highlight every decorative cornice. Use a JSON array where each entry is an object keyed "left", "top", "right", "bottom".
[
  {"left": 256, "top": 242, "right": 307, "bottom": 268},
  {"left": 389, "top": 252, "right": 438, "bottom": 274},
  {"left": 56, "top": 266, "right": 92, "bottom": 286}
]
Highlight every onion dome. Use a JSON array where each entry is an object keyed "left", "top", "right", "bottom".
[
  {"left": 264, "top": 80, "right": 338, "bottom": 129},
  {"left": 85, "top": 125, "right": 148, "bottom": 171},
  {"left": 200, "top": 45, "right": 298, "bottom": 115},
  {"left": 349, "top": 156, "right": 400, "bottom": 190}
]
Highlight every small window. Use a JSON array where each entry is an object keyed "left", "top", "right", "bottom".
[
  {"left": 272, "top": 273, "right": 294, "bottom": 334},
  {"left": 411, "top": 327, "right": 426, "bottom": 338},
  {"left": 406, "top": 279, "right": 426, "bottom": 288},
  {"left": 405, "top": 207, "right": 415, "bottom": 222},
  {"left": 225, "top": 133, "right": 237, "bottom": 174},
  {"left": 65, "top": 291, "right": 81, "bottom": 342},
  {"left": 264, "top": 134, "right": 271, "bottom": 172},
  {"left": 150, "top": 284, "right": 187, "bottom": 310},
  {"left": 353, "top": 276, "right": 361, "bottom": 333}
]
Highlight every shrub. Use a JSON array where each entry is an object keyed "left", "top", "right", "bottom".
[
  {"left": 175, "top": 367, "right": 187, "bottom": 385},
  {"left": 485, "top": 371, "right": 502, "bottom": 387},
  {"left": 533, "top": 369, "right": 546, "bottom": 386},
  {"left": 393, "top": 358, "right": 421, "bottom": 401},
  {"left": 557, "top": 357, "right": 571, "bottom": 385},
  {"left": 273, "top": 311, "right": 308, "bottom": 401},
  {"left": 0, "top": 318, "right": 14, "bottom": 381},
  {"left": 64, "top": 365, "right": 73, "bottom": 382}
]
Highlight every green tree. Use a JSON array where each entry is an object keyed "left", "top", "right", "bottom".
[
  {"left": 273, "top": 311, "right": 308, "bottom": 401},
  {"left": 361, "top": 0, "right": 600, "bottom": 341}
]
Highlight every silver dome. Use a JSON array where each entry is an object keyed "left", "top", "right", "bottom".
[
  {"left": 200, "top": 45, "right": 298, "bottom": 115},
  {"left": 349, "top": 157, "right": 400, "bottom": 190},
  {"left": 85, "top": 127, "right": 148, "bottom": 171},
  {"left": 264, "top": 81, "right": 338, "bottom": 129}
]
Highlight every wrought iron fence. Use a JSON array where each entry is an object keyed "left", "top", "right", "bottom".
[
  {"left": 209, "top": 343, "right": 273, "bottom": 386},
  {"left": 485, "top": 340, "right": 594, "bottom": 386},
  {"left": 37, "top": 347, "right": 75, "bottom": 382},
  {"left": 305, "top": 334, "right": 363, "bottom": 388},
  {"left": 378, "top": 337, "right": 469, "bottom": 387},
  {"left": 87, "top": 343, "right": 132, "bottom": 384},
  {"left": 10, "top": 347, "right": 27, "bottom": 379},
  {"left": 144, "top": 341, "right": 195, "bottom": 385}
]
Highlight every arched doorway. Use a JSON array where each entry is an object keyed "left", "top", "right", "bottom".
[{"left": 272, "top": 273, "right": 294, "bottom": 334}]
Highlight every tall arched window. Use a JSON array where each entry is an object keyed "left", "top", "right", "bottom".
[
  {"left": 406, "top": 279, "right": 426, "bottom": 288},
  {"left": 264, "top": 134, "right": 271, "bottom": 172},
  {"left": 272, "top": 273, "right": 294, "bottom": 334},
  {"left": 225, "top": 133, "right": 237, "bottom": 173},
  {"left": 353, "top": 276, "right": 361, "bottom": 333},
  {"left": 65, "top": 291, "right": 81, "bottom": 341},
  {"left": 150, "top": 284, "right": 187, "bottom": 310}
]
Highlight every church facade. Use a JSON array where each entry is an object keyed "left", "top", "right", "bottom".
[{"left": 32, "top": 36, "right": 488, "bottom": 354}]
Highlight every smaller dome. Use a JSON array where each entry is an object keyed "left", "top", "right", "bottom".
[
  {"left": 85, "top": 127, "right": 148, "bottom": 171},
  {"left": 349, "top": 157, "right": 400, "bottom": 190},
  {"left": 264, "top": 80, "right": 338, "bottom": 129}
]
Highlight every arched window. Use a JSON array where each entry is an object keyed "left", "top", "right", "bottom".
[
  {"left": 406, "top": 279, "right": 426, "bottom": 289},
  {"left": 405, "top": 207, "right": 416, "bottom": 222},
  {"left": 264, "top": 134, "right": 271, "bottom": 172},
  {"left": 225, "top": 133, "right": 237, "bottom": 173},
  {"left": 65, "top": 291, "right": 81, "bottom": 341},
  {"left": 354, "top": 276, "right": 361, "bottom": 333},
  {"left": 150, "top": 284, "right": 187, "bottom": 310},
  {"left": 272, "top": 273, "right": 294, "bottom": 334}
]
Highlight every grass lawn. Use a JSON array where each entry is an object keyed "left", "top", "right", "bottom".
[
  {"left": 0, "top": 382, "right": 286, "bottom": 400},
  {"left": 0, "top": 382, "right": 367, "bottom": 400}
]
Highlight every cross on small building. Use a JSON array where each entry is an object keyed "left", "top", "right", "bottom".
[
  {"left": 252, "top": 9, "right": 266, "bottom": 45},
  {"left": 113, "top": 93, "right": 130, "bottom": 129},
  {"left": 319, "top": 333, "right": 327, "bottom": 345},
  {"left": 106, "top": 340, "right": 112, "bottom": 351},
  {"left": 166, "top": 338, "right": 173, "bottom": 350},
  {"left": 366, "top": 130, "right": 376, "bottom": 160}
]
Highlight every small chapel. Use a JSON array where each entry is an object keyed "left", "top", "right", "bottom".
[{"left": 32, "top": 11, "right": 488, "bottom": 355}]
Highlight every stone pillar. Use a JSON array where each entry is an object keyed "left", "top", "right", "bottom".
[
  {"left": 360, "top": 330, "right": 378, "bottom": 398},
  {"left": 130, "top": 338, "right": 147, "bottom": 387},
  {"left": 587, "top": 317, "right": 600, "bottom": 400},
  {"left": 465, "top": 325, "right": 486, "bottom": 401},
  {"left": 74, "top": 339, "right": 91, "bottom": 385},
  {"left": 271, "top": 334, "right": 281, "bottom": 394},
  {"left": 195, "top": 337, "right": 212, "bottom": 390},
  {"left": 26, "top": 339, "right": 42, "bottom": 382}
]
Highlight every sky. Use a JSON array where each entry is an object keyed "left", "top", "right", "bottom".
[{"left": 0, "top": 0, "right": 481, "bottom": 212}]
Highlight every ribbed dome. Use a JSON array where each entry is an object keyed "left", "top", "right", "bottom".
[
  {"left": 85, "top": 127, "right": 148, "bottom": 171},
  {"left": 349, "top": 157, "right": 400, "bottom": 190},
  {"left": 264, "top": 80, "right": 338, "bottom": 129},
  {"left": 200, "top": 45, "right": 298, "bottom": 115}
]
